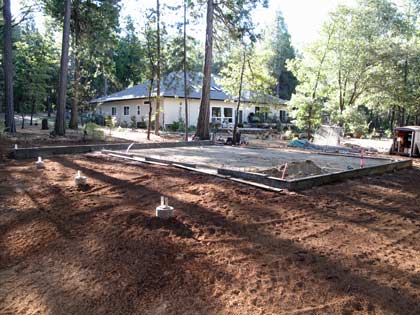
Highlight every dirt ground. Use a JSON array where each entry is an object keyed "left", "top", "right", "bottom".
[{"left": 0, "top": 153, "right": 419, "bottom": 315}]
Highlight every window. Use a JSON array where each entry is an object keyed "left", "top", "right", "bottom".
[
  {"left": 223, "top": 108, "right": 233, "bottom": 123},
  {"left": 137, "top": 106, "right": 141, "bottom": 115},
  {"left": 111, "top": 107, "right": 117, "bottom": 116},
  {"left": 279, "top": 110, "right": 287, "bottom": 122},
  {"left": 124, "top": 106, "right": 130, "bottom": 116},
  {"left": 211, "top": 107, "right": 221, "bottom": 122},
  {"left": 255, "top": 106, "right": 267, "bottom": 122},
  {"left": 238, "top": 110, "right": 243, "bottom": 124}
]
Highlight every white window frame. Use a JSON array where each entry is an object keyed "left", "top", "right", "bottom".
[
  {"left": 279, "top": 110, "right": 287, "bottom": 122},
  {"left": 211, "top": 107, "right": 222, "bottom": 123},
  {"left": 111, "top": 107, "right": 117, "bottom": 116},
  {"left": 123, "top": 106, "right": 130, "bottom": 116},
  {"left": 223, "top": 107, "right": 234, "bottom": 124}
]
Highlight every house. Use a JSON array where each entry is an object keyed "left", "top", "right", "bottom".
[{"left": 90, "top": 72, "right": 290, "bottom": 129}]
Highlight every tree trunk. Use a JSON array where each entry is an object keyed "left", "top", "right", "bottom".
[
  {"left": 307, "top": 103, "right": 313, "bottom": 140},
  {"left": 104, "top": 74, "right": 108, "bottom": 96},
  {"left": 390, "top": 107, "right": 395, "bottom": 131},
  {"left": 69, "top": 56, "right": 80, "bottom": 129},
  {"left": 2, "top": 0, "right": 16, "bottom": 133},
  {"left": 47, "top": 95, "right": 52, "bottom": 117},
  {"left": 195, "top": 0, "right": 214, "bottom": 140},
  {"left": 147, "top": 79, "right": 154, "bottom": 141},
  {"left": 30, "top": 100, "right": 35, "bottom": 126},
  {"left": 154, "top": 0, "right": 161, "bottom": 135},
  {"left": 400, "top": 106, "right": 405, "bottom": 127},
  {"left": 21, "top": 113, "right": 25, "bottom": 129},
  {"left": 183, "top": 0, "right": 189, "bottom": 142},
  {"left": 69, "top": 7, "right": 80, "bottom": 130},
  {"left": 55, "top": 0, "right": 71, "bottom": 136},
  {"left": 233, "top": 49, "right": 246, "bottom": 145}
]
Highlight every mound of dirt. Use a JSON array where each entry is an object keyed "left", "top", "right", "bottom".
[{"left": 261, "top": 160, "right": 325, "bottom": 179}]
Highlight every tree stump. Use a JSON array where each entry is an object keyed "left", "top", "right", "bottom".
[{"left": 41, "top": 119, "right": 49, "bottom": 130}]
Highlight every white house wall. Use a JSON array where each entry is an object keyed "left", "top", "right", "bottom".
[
  {"left": 96, "top": 97, "right": 289, "bottom": 127},
  {"left": 163, "top": 98, "right": 238, "bottom": 127},
  {"left": 97, "top": 99, "right": 163, "bottom": 126}
]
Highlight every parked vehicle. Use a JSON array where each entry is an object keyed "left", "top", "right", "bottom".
[{"left": 390, "top": 126, "right": 420, "bottom": 157}]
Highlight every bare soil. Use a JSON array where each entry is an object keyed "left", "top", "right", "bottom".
[{"left": 0, "top": 154, "right": 419, "bottom": 315}]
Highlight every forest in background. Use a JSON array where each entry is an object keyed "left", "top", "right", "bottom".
[{"left": 0, "top": 0, "right": 419, "bottom": 139}]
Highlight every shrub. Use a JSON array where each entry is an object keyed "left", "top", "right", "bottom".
[
  {"left": 83, "top": 122, "right": 105, "bottom": 140},
  {"left": 105, "top": 116, "right": 115, "bottom": 135},
  {"left": 0, "top": 119, "right": 5, "bottom": 135},
  {"left": 283, "top": 130, "right": 294, "bottom": 140},
  {"left": 120, "top": 121, "right": 128, "bottom": 128},
  {"left": 169, "top": 121, "right": 181, "bottom": 132},
  {"left": 94, "top": 114, "right": 105, "bottom": 126},
  {"left": 130, "top": 116, "right": 137, "bottom": 129},
  {"left": 168, "top": 118, "right": 187, "bottom": 132}
]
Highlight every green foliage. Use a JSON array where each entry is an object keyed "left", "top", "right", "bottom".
[
  {"left": 105, "top": 115, "right": 115, "bottom": 130},
  {"left": 289, "top": 0, "right": 420, "bottom": 135},
  {"left": 283, "top": 130, "right": 294, "bottom": 140},
  {"left": 83, "top": 122, "right": 104, "bottom": 140},
  {"left": 217, "top": 41, "right": 275, "bottom": 109},
  {"left": 169, "top": 120, "right": 183, "bottom": 132},
  {"left": 288, "top": 94, "right": 323, "bottom": 134},
  {"left": 130, "top": 116, "right": 137, "bottom": 129},
  {"left": 42, "top": 0, "right": 121, "bottom": 108},
  {"left": 114, "top": 17, "right": 145, "bottom": 88},
  {"left": 341, "top": 106, "right": 369, "bottom": 137},
  {"left": 164, "top": 33, "right": 203, "bottom": 76},
  {"left": 263, "top": 10, "right": 297, "bottom": 100},
  {"left": 14, "top": 18, "right": 60, "bottom": 121},
  {"left": 0, "top": 119, "right": 5, "bottom": 135}
]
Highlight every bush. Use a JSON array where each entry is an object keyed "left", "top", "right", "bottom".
[
  {"left": 137, "top": 121, "right": 147, "bottom": 129},
  {"left": 283, "top": 130, "right": 294, "bottom": 140},
  {"left": 83, "top": 122, "right": 104, "bottom": 140},
  {"left": 120, "top": 121, "right": 128, "bottom": 128},
  {"left": 342, "top": 107, "right": 369, "bottom": 138},
  {"left": 130, "top": 116, "right": 137, "bottom": 129},
  {"left": 168, "top": 118, "right": 187, "bottom": 132},
  {"left": 94, "top": 114, "right": 105, "bottom": 126},
  {"left": 0, "top": 119, "right": 5, "bottom": 135},
  {"left": 105, "top": 116, "right": 115, "bottom": 135},
  {"left": 210, "top": 122, "right": 221, "bottom": 130},
  {"left": 169, "top": 120, "right": 182, "bottom": 132}
]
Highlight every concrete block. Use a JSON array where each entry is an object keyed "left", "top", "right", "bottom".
[
  {"left": 156, "top": 205, "right": 175, "bottom": 219},
  {"left": 75, "top": 171, "right": 87, "bottom": 186}
]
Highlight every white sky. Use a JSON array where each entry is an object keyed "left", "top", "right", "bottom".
[{"left": 11, "top": 0, "right": 356, "bottom": 49}]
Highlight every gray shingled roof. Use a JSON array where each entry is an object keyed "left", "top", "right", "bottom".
[{"left": 90, "top": 72, "right": 287, "bottom": 105}]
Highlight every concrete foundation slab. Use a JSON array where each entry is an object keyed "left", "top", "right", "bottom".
[
  {"left": 110, "top": 145, "right": 412, "bottom": 191},
  {"left": 125, "top": 145, "right": 391, "bottom": 172},
  {"left": 12, "top": 140, "right": 213, "bottom": 159}
]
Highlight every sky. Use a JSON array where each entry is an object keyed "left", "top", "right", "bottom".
[{"left": 11, "top": 0, "right": 356, "bottom": 50}]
